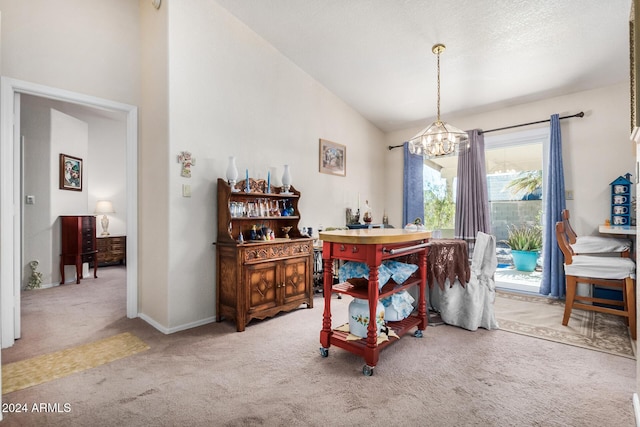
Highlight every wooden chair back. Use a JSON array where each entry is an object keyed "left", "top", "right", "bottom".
[
  {"left": 554, "top": 221, "right": 573, "bottom": 264},
  {"left": 561, "top": 209, "right": 578, "bottom": 244}
]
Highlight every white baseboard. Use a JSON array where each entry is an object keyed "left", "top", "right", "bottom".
[
  {"left": 633, "top": 393, "right": 639, "bottom": 426},
  {"left": 138, "top": 312, "right": 217, "bottom": 335}
]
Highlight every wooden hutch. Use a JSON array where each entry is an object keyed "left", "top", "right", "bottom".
[{"left": 216, "top": 178, "right": 313, "bottom": 332}]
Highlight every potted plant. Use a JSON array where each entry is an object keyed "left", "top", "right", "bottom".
[{"left": 503, "top": 223, "right": 542, "bottom": 272}]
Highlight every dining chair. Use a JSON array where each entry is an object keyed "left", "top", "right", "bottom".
[
  {"left": 428, "top": 232, "right": 498, "bottom": 331},
  {"left": 561, "top": 209, "right": 631, "bottom": 256},
  {"left": 555, "top": 221, "right": 636, "bottom": 340}
]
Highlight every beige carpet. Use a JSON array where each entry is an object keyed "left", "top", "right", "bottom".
[
  {"left": 2, "top": 332, "right": 149, "bottom": 395},
  {"left": 495, "top": 290, "right": 636, "bottom": 359},
  {"left": 0, "top": 268, "right": 635, "bottom": 426}
]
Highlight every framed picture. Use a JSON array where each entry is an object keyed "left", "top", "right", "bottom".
[
  {"left": 319, "top": 139, "right": 346, "bottom": 177},
  {"left": 59, "top": 153, "right": 83, "bottom": 191}
]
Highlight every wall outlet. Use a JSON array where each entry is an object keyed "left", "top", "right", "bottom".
[
  {"left": 26, "top": 195, "right": 35, "bottom": 205},
  {"left": 182, "top": 184, "right": 191, "bottom": 197}
]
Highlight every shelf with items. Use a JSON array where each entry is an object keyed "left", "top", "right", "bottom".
[
  {"left": 218, "top": 178, "right": 305, "bottom": 245},
  {"left": 318, "top": 229, "right": 430, "bottom": 376},
  {"left": 216, "top": 177, "right": 313, "bottom": 332},
  {"left": 332, "top": 276, "right": 421, "bottom": 300},
  {"left": 610, "top": 175, "right": 633, "bottom": 226}
]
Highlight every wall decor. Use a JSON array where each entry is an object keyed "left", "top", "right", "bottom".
[
  {"left": 178, "top": 151, "right": 194, "bottom": 178},
  {"left": 59, "top": 153, "right": 83, "bottom": 191},
  {"left": 319, "top": 139, "right": 346, "bottom": 177}
]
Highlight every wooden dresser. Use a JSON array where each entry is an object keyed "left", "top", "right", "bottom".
[
  {"left": 96, "top": 235, "right": 127, "bottom": 266},
  {"left": 60, "top": 215, "right": 98, "bottom": 284},
  {"left": 216, "top": 178, "right": 313, "bottom": 332}
]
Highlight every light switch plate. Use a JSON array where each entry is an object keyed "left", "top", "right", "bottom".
[
  {"left": 182, "top": 184, "right": 191, "bottom": 197},
  {"left": 26, "top": 195, "right": 35, "bottom": 205}
]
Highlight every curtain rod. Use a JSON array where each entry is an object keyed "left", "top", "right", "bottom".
[
  {"left": 479, "top": 111, "right": 584, "bottom": 135},
  {"left": 387, "top": 111, "right": 585, "bottom": 150}
]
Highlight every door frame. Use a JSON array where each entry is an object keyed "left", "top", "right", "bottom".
[{"left": 0, "top": 77, "right": 139, "bottom": 348}]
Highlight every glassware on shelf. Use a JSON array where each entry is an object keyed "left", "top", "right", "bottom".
[
  {"left": 271, "top": 200, "right": 281, "bottom": 216},
  {"left": 229, "top": 201, "right": 246, "bottom": 218},
  {"left": 247, "top": 202, "right": 257, "bottom": 217}
]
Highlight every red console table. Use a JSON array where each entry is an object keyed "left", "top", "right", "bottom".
[{"left": 318, "top": 228, "right": 431, "bottom": 376}]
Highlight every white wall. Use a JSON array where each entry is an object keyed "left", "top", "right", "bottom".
[
  {"left": 384, "top": 83, "right": 634, "bottom": 237},
  {"left": 139, "top": 0, "right": 170, "bottom": 326},
  {"left": 5, "top": 1, "right": 632, "bottom": 334},
  {"left": 1, "top": 0, "right": 139, "bottom": 292},
  {"left": 50, "top": 109, "right": 89, "bottom": 283},
  {"left": 61, "top": 105, "right": 128, "bottom": 237},
  {"left": 21, "top": 95, "right": 127, "bottom": 288},
  {"left": 22, "top": 97, "right": 53, "bottom": 286},
  {"left": 0, "top": 0, "right": 140, "bottom": 106},
  {"left": 164, "top": 0, "right": 386, "bottom": 328}
]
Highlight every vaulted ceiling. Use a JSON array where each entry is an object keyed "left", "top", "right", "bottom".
[{"left": 214, "top": 0, "right": 632, "bottom": 132}]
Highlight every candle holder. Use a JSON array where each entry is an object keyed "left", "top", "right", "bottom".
[{"left": 281, "top": 164, "right": 292, "bottom": 194}]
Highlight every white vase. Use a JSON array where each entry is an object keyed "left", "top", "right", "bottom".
[
  {"left": 282, "top": 164, "right": 292, "bottom": 193},
  {"left": 348, "top": 298, "right": 385, "bottom": 338},
  {"left": 226, "top": 156, "right": 238, "bottom": 188}
]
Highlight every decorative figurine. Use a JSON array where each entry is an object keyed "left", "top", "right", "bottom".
[{"left": 27, "top": 260, "right": 43, "bottom": 290}]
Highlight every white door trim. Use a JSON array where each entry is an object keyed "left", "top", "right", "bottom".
[{"left": 0, "top": 77, "right": 139, "bottom": 348}]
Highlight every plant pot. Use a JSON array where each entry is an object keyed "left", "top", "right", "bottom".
[{"left": 511, "top": 250, "right": 539, "bottom": 272}]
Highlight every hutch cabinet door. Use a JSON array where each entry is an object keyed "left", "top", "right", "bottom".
[
  {"left": 281, "top": 257, "right": 311, "bottom": 306},
  {"left": 246, "top": 262, "right": 278, "bottom": 312}
]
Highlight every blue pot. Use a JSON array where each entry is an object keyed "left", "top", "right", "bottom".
[{"left": 511, "top": 250, "right": 539, "bottom": 272}]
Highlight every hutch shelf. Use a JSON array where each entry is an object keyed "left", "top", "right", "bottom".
[
  {"left": 216, "top": 178, "right": 313, "bottom": 332},
  {"left": 318, "top": 228, "right": 431, "bottom": 376}
]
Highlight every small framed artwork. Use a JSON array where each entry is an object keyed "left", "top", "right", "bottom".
[
  {"left": 319, "top": 139, "right": 346, "bottom": 177},
  {"left": 59, "top": 153, "right": 83, "bottom": 191}
]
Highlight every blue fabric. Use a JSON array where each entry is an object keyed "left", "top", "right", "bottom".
[
  {"left": 338, "top": 262, "right": 392, "bottom": 289},
  {"left": 403, "top": 142, "right": 424, "bottom": 226},
  {"left": 383, "top": 260, "right": 419, "bottom": 284},
  {"left": 540, "top": 114, "right": 566, "bottom": 297}
]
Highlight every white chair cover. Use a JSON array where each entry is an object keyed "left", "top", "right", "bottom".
[
  {"left": 570, "top": 236, "right": 631, "bottom": 255},
  {"left": 429, "top": 232, "right": 499, "bottom": 331},
  {"left": 564, "top": 255, "right": 636, "bottom": 280}
]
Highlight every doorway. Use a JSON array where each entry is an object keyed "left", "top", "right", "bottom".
[
  {"left": 0, "top": 77, "right": 139, "bottom": 348},
  {"left": 423, "top": 127, "right": 548, "bottom": 293}
]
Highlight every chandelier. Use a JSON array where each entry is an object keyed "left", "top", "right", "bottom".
[{"left": 408, "top": 44, "right": 469, "bottom": 158}]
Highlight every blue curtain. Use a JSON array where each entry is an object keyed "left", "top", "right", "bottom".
[
  {"left": 540, "top": 114, "right": 566, "bottom": 298},
  {"left": 403, "top": 142, "right": 424, "bottom": 226},
  {"left": 454, "top": 129, "right": 491, "bottom": 241}
]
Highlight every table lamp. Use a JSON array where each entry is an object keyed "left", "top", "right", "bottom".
[{"left": 94, "top": 200, "right": 115, "bottom": 236}]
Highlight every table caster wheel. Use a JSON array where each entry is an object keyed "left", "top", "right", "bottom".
[
  {"left": 362, "top": 365, "right": 374, "bottom": 376},
  {"left": 414, "top": 330, "right": 424, "bottom": 338},
  {"left": 319, "top": 347, "right": 329, "bottom": 357}
]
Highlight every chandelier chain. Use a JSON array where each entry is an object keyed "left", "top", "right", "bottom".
[
  {"left": 406, "top": 42, "right": 469, "bottom": 159},
  {"left": 436, "top": 49, "right": 441, "bottom": 122}
]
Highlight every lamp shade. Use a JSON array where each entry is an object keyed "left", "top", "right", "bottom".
[{"left": 94, "top": 200, "right": 115, "bottom": 214}]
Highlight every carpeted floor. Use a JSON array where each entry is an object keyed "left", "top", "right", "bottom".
[
  {"left": 0, "top": 267, "right": 635, "bottom": 426},
  {"left": 494, "top": 290, "right": 636, "bottom": 359},
  {"left": 2, "top": 333, "right": 149, "bottom": 394}
]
